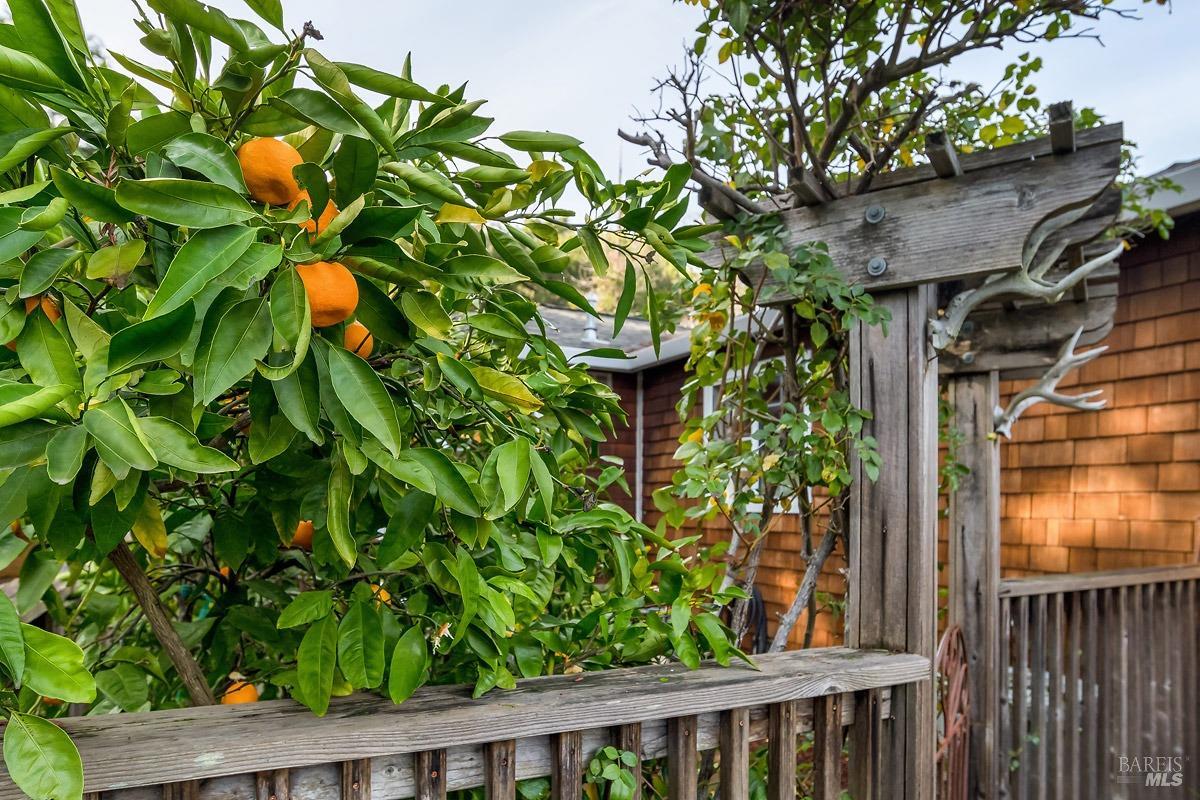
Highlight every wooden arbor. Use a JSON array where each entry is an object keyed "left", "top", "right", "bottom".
[{"left": 708, "top": 113, "right": 1123, "bottom": 799}]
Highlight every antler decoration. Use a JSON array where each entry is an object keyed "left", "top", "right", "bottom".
[
  {"left": 993, "top": 326, "right": 1107, "bottom": 438},
  {"left": 929, "top": 183, "right": 1124, "bottom": 350}
]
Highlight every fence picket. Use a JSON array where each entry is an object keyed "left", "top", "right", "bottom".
[
  {"left": 616, "top": 724, "right": 642, "bottom": 800},
  {"left": 767, "top": 701, "right": 798, "bottom": 800},
  {"left": 415, "top": 750, "right": 447, "bottom": 800},
  {"left": 813, "top": 694, "right": 844, "bottom": 800},
  {"left": 552, "top": 731, "right": 583, "bottom": 800},
  {"left": 484, "top": 740, "right": 516, "bottom": 800},
  {"left": 719, "top": 708, "right": 750, "bottom": 800}
]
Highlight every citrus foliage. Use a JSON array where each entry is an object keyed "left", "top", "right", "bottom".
[{"left": 0, "top": 1, "right": 738, "bottom": 797}]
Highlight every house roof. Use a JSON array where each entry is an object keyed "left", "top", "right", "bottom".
[
  {"left": 539, "top": 305, "right": 695, "bottom": 373},
  {"left": 1147, "top": 158, "right": 1200, "bottom": 216}
]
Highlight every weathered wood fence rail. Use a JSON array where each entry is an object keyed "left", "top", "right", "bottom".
[
  {"left": 997, "top": 564, "right": 1200, "bottom": 799},
  {"left": 0, "top": 648, "right": 928, "bottom": 800}
]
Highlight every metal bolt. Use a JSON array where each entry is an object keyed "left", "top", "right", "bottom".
[
  {"left": 864, "top": 204, "right": 886, "bottom": 224},
  {"left": 961, "top": 351, "right": 976, "bottom": 364},
  {"left": 867, "top": 256, "right": 888, "bottom": 276}
]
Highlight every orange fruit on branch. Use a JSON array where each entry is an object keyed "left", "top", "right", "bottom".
[
  {"left": 292, "top": 519, "right": 314, "bottom": 551},
  {"left": 289, "top": 191, "right": 338, "bottom": 235},
  {"left": 5, "top": 295, "right": 60, "bottom": 350},
  {"left": 295, "top": 261, "right": 358, "bottom": 327},
  {"left": 237, "top": 138, "right": 303, "bottom": 206},
  {"left": 343, "top": 320, "right": 373, "bottom": 357},
  {"left": 368, "top": 583, "right": 391, "bottom": 606},
  {"left": 220, "top": 680, "right": 258, "bottom": 705}
]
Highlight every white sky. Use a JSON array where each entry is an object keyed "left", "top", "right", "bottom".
[{"left": 73, "top": 1, "right": 1199, "bottom": 178}]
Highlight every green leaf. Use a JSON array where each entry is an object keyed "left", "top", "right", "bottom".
[
  {"left": 272, "top": 350, "right": 322, "bottom": 443},
  {"left": 528, "top": 444, "right": 555, "bottom": 516},
  {"left": 15, "top": 313, "right": 81, "bottom": 398},
  {"left": 145, "top": 0, "right": 249, "bottom": 50},
  {"left": 18, "top": 248, "right": 80, "bottom": 299},
  {"left": 338, "top": 600, "right": 384, "bottom": 689},
  {"left": 21, "top": 623, "right": 95, "bottom": 703},
  {"left": 466, "top": 364, "right": 541, "bottom": 413},
  {"left": 0, "top": 383, "right": 71, "bottom": 429},
  {"left": 327, "top": 451, "right": 356, "bottom": 566},
  {"left": 146, "top": 226, "right": 256, "bottom": 318},
  {"left": 577, "top": 227, "right": 608, "bottom": 276},
  {"left": 387, "top": 625, "right": 427, "bottom": 704},
  {"left": 85, "top": 240, "right": 146, "bottom": 284},
  {"left": 385, "top": 447, "right": 481, "bottom": 516},
  {"left": 693, "top": 612, "right": 732, "bottom": 666},
  {"left": 0, "top": 43, "right": 66, "bottom": 91},
  {"left": 277, "top": 590, "right": 333, "bottom": 629},
  {"left": 3, "top": 712, "right": 84, "bottom": 800},
  {"left": 327, "top": 344, "right": 402, "bottom": 457},
  {"left": 377, "top": 489, "right": 433, "bottom": 566},
  {"left": 337, "top": 62, "right": 444, "bottom": 102},
  {"left": 465, "top": 313, "right": 525, "bottom": 340},
  {"left": 108, "top": 301, "right": 195, "bottom": 373},
  {"left": 331, "top": 136, "right": 379, "bottom": 208},
  {"left": 0, "top": 127, "right": 71, "bottom": 173},
  {"left": 8, "top": 0, "right": 86, "bottom": 90},
  {"left": 163, "top": 132, "right": 248, "bottom": 192},
  {"left": 45, "top": 425, "right": 86, "bottom": 485},
  {"left": 115, "top": 178, "right": 256, "bottom": 229},
  {"left": 0, "top": 207, "right": 46, "bottom": 263},
  {"left": 0, "top": 590, "right": 24, "bottom": 683},
  {"left": 95, "top": 662, "right": 148, "bottom": 711},
  {"left": 498, "top": 130, "right": 582, "bottom": 152},
  {"left": 193, "top": 296, "right": 273, "bottom": 404},
  {"left": 51, "top": 167, "right": 134, "bottom": 224},
  {"left": 296, "top": 613, "right": 337, "bottom": 716},
  {"left": 495, "top": 438, "right": 530, "bottom": 512},
  {"left": 304, "top": 49, "right": 396, "bottom": 157},
  {"left": 126, "top": 111, "right": 193, "bottom": 156},
  {"left": 82, "top": 397, "right": 157, "bottom": 478},
  {"left": 19, "top": 198, "right": 68, "bottom": 232},
  {"left": 613, "top": 260, "right": 637, "bottom": 337},
  {"left": 242, "top": 0, "right": 284, "bottom": 31},
  {"left": 399, "top": 290, "right": 451, "bottom": 340},
  {"left": 269, "top": 88, "right": 363, "bottom": 136},
  {"left": 0, "top": 421, "right": 56, "bottom": 469},
  {"left": 138, "top": 417, "right": 239, "bottom": 474}
]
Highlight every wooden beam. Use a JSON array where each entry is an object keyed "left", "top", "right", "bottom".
[
  {"left": 999, "top": 564, "right": 1200, "bottom": 598},
  {"left": 710, "top": 130, "right": 1122, "bottom": 299},
  {"left": 938, "top": 290, "right": 1116, "bottom": 376},
  {"left": 1048, "top": 101, "right": 1076, "bottom": 154},
  {"left": 846, "top": 286, "right": 939, "bottom": 800},
  {"left": 790, "top": 167, "right": 827, "bottom": 205},
  {"left": 0, "top": 649, "right": 928, "bottom": 797},
  {"left": 947, "top": 372, "right": 1001, "bottom": 800},
  {"left": 925, "top": 131, "right": 962, "bottom": 178}
]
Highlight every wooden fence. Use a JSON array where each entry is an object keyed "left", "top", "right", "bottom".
[
  {"left": 997, "top": 564, "right": 1200, "bottom": 799},
  {"left": 0, "top": 647, "right": 928, "bottom": 800}
]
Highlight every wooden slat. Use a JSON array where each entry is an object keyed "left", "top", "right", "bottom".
[
  {"left": 1186, "top": 580, "right": 1199, "bottom": 766},
  {"left": 999, "top": 564, "right": 1200, "bottom": 597},
  {"left": 1014, "top": 596, "right": 1029, "bottom": 800},
  {"left": 339, "top": 760, "right": 369, "bottom": 800},
  {"left": 1170, "top": 583, "right": 1185, "bottom": 761},
  {"left": 1065, "top": 591, "right": 1081, "bottom": 800},
  {"left": 414, "top": 750, "right": 446, "bottom": 800},
  {"left": 552, "top": 731, "right": 583, "bottom": 800},
  {"left": 1031, "top": 594, "right": 1047, "bottom": 800},
  {"left": 767, "top": 701, "right": 797, "bottom": 800},
  {"left": 925, "top": 131, "right": 962, "bottom": 178},
  {"left": 946, "top": 372, "right": 1000, "bottom": 800},
  {"left": 484, "top": 740, "right": 516, "bottom": 800},
  {"left": 615, "top": 724, "right": 642, "bottom": 800},
  {"left": 162, "top": 783, "right": 199, "bottom": 800},
  {"left": 848, "top": 690, "right": 881, "bottom": 800},
  {"left": 998, "top": 598, "right": 1011, "bottom": 800},
  {"left": 719, "top": 708, "right": 750, "bottom": 800},
  {"left": 0, "top": 648, "right": 927, "bottom": 796},
  {"left": 1082, "top": 592, "right": 1098, "bottom": 800},
  {"left": 254, "top": 771, "right": 290, "bottom": 800},
  {"left": 1048, "top": 101, "right": 1076, "bottom": 154},
  {"left": 1047, "top": 593, "right": 1064, "bottom": 797},
  {"left": 812, "top": 694, "right": 844, "bottom": 800},
  {"left": 667, "top": 716, "right": 698, "bottom": 800}
]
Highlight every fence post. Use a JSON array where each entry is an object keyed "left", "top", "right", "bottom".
[
  {"left": 947, "top": 371, "right": 1001, "bottom": 799},
  {"left": 846, "top": 285, "right": 938, "bottom": 800}
]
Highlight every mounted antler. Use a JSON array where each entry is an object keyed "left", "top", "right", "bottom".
[
  {"left": 993, "top": 326, "right": 1107, "bottom": 438},
  {"left": 930, "top": 237, "right": 1123, "bottom": 351}
]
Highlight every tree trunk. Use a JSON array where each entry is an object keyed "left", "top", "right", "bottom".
[
  {"left": 109, "top": 542, "right": 216, "bottom": 706},
  {"left": 768, "top": 510, "right": 842, "bottom": 652}
]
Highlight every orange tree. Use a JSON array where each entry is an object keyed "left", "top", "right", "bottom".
[{"left": 0, "top": 2, "right": 740, "bottom": 797}]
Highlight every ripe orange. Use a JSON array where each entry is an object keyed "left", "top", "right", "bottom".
[
  {"left": 237, "top": 138, "right": 303, "bottom": 206},
  {"left": 219, "top": 566, "right": 231, "bottom": 579},
  {"left": 292, "top": 519, "right": 314, "bottom": 551},
  {"left": 369, "top": 583, "right": 391, "bottom": 605},
  {"left": 289, "top": 191, "right": 338, "bottom": 235},
  {"left": 221, "top": 680, "right": 258, "bottom": 705},
  {"left": 5, "top": 295, "right": 60, "bottom": 350},
  {"left": 296, "top": 261, "right": 358, "bottom": 328},
  {"left": 343, "top": 320, "right": 373, "bottom": 357}
]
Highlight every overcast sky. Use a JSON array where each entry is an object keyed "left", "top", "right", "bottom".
[{"left": 73, "top": 1, "right": 1198, "bottom": 179}]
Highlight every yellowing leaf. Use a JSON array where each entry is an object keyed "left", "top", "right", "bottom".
[
  {"left": 466, "top": 364, "right": 542, "bottom": 413},
  {"left": 435, "top": 203, "right": 485, "bottom": 225},
  {"left": 527, "top": 159, "right": 564, "bottom": 182},
  {"left": 131, "top": 496, "right": 168, "bottom": 558}
]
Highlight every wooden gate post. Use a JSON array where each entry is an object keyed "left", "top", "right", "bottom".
[
  {"left": 947, "top": 371, "right": 1001, "bottom": 800},
  {"left": 847, "top": 285, "right": 939, "bottom": 800}
]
